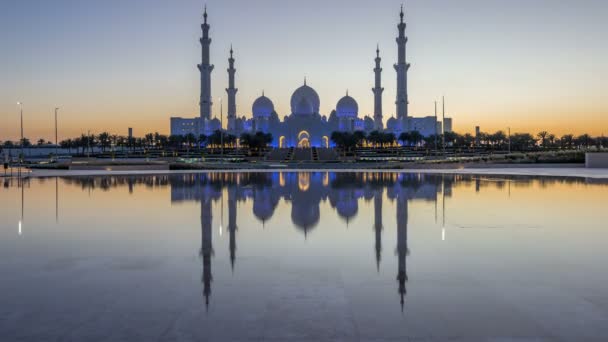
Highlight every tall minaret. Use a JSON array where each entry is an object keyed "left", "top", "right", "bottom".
[
  {"left": 394, "top": 5, "right": 410, "bottom": 128},
  {"left": 372, "top": 45, "right": 384, "bottom": 131},
  {"left": 226, "top": 45, "right": 238, "bottom": 133},
  {"left": 198, "top": 6, "right": 214, "bottom": 131}
]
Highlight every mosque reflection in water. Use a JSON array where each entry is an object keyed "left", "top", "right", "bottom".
[{"left": 169, "top": 172, "right": 454, "bottom": 311}]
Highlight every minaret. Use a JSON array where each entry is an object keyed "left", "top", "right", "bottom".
[
  {"left": 226, "top": 45, "right": 238, "bottom": 134},
  {"left": 372, "top": 45, "right": 384, "bottom": 130},
  {"left": 394, "top": 5, "right": 410, "bottom": 129},
  {"left": 198, "top": 6, "right": 214, "bottom": 132}
]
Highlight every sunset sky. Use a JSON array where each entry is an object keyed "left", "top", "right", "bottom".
[{"left": 1, "top": 0, "right": 607, "bottom": 141}]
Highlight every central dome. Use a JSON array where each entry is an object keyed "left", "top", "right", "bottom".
[
  {"left": 290, "top": 81, "right": 320, "bottom": 115},
  {"left": 295, "top": 97, "right": 313, "bottom": 116}
]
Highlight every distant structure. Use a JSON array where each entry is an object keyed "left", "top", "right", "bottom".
[
  {"left": 128, "top": 127, "right": 133, "bottom": 139},
  {"left": 226, "top": 45, "right": 237, "bottom": 133},
  {"left": 372, "top": 45, "right": 384, "bottom": 130},
  {"left": 170, "top": 6, "right": 453, "bottom": 145},
  {"left": 394, "top": 5, "right": 410, "bottom": 129},
  {"left": 198, "top": 6, "right": 214, "bottom": 132}
]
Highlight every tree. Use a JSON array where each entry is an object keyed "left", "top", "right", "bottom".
[
  {"left": 561, "top": 134, "right": 574, "bottom": 149},
  {"left": 367, "top": 131, "right": 382, "bottom": 147},
  {"left": 410, "top": 130, "right": 423, "bottom": 148},
  {"left": 37, "top": 138, "right": 46, "bottom": 146},
  {"left": 168, "top": 135, "right": 184, "bottom": 149},
  {"left": 240, "top": 132, "right": 273, "bottom": 151},
  {"left": 537, "top": 131, "right": 549, "bottom": 148},
  {"left": 98, "top": 132, "right": 111, "bottom": 152},
  {"left": 21, "top": 138, "right": 32, "bottom": 148},
  {"left": 353, "top": 131, "right": 366, "bottom": 148},
  {"left": 490, "top": 131, "right": 507, "bottom": 150},
  {"left": 575, "top": 134, "right": 594, "bottom": 149},
  {"left": 380, "top": 132, "right": 396, "bottom": 147},
  {"left": 398, "top": 132, "right": 411, "bottom": 146},
  {"left": 510, "top": 133, "right": 536, "bottom": 151}
]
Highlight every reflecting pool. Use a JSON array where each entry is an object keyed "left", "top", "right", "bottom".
[{"left": 1, "top": 172, "right": 608, "bottom": 341}]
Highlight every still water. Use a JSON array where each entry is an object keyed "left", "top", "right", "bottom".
[{"left": 1, "top": 172, "right": 608, "bottom": 341}]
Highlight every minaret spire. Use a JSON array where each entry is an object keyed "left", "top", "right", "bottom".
[
  {"left": 373, "top": 45, "right": 385, "bottom": 130},
  {"left": 226, "top": 45, "right": 238, "bottom": 133},
  {"left": 394, "top": 4, "right": 410, "bottom": 131},
  {"left": 198, "top": 5, "right": 214, "bottom": 134}
]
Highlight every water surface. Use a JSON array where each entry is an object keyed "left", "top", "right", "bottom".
[{"left": 1, "top": 172, "right": 607, "bottom": 341}]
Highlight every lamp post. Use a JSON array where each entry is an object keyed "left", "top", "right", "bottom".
[
  {"left": 434, "top": 101, "right": 438, "bottom": 153},
  {"left": 442, "top": 96, "right": 446, "bottom": 157},
  {"left": 17, "top": 102, "right": 23, "bottom": 176},
  {"left": 55, "top": 107, "right": 59, "bottom": 160},
  {"left": 219, "top": 97, "right": 224, "bottom": 161}
]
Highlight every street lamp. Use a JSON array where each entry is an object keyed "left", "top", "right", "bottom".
[
  {"left": 55, "top": 107, "right": 60, "bottom": 160},
  {"left": 219, "top": 97, "right": 224, "bottom": 161},
  {"left": 17, "top": 102, "right": 23, "bottom": 155},
  {"left": 17, "top": 102, "right": 23, "bottom": 176}
]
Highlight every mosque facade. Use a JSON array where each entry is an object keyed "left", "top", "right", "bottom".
[{"left": 170, "top": 6, "right": 453, "bottom": 147}]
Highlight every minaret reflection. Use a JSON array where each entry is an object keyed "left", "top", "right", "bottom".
[
  {"left": 228, "top": 185, "right": 237, "bottom": 272},
  {"left": 396, "top": 187, "right": 408, "bottom": 312},
  {"left": 200, "top": 188, "right": 213, "bottom": 310},
  {"left": 373, "top": 189, "right": 383, "bottom": 272}
]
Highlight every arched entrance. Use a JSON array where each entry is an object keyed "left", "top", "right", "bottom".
[
  {"left": 297, "top": 131, "right": 311, "bottom": 148},
  {"left": 322, "top": 136, "right": 329, "bottom": 148},
  {"left": 279, "top": 136, "right": 286, "bottom": 148}
]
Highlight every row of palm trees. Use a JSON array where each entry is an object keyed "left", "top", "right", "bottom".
[
  {"left": 1, "top": 129, "right": 606, "bottom": 154},
  {"left": 330, "top": 130, "right": 607, "bottom": 152}
]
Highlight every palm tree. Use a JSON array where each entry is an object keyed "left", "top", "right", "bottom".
[
  {"left": 98, "top": 132, "right": 111, "bottom": 152},
  {"left": 561, "top": 134, "right": 574, "bottom": 149},
  {"left": 548, "top": 134, "right": 556, "bottom": 149},
  {"left": 491, "top": 131, "right": 507, "bottom": 150},
  {"left": 575, "top": 134, "right": 593, "bottom": 149},
  {"left": 367, "top": 131, "right": 382, "bottom": 148},
  {"left": 537, "top": 131, "right": 549, "bottom": 148},
  {"left": 398, "top": 132, "right": 411, "bottom": 147}
]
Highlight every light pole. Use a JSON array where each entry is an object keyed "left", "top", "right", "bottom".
[
  {"left": 219, "top": 97, "right": 224, "bottom": 161},
  {"left": 434, "top": 101, "right": 438, "bottom": 153},
  {"left": 18, "top": 101, "right": 24, "bottom": 155},
  {"left": 17, "top": 102, "right": 23, "bottom": 176},
  {"left": 442, "top": 96, "right": 446, "bottom": 157},
  {"left": 55, "top": 107, "right": 59, "bottom": 160}
]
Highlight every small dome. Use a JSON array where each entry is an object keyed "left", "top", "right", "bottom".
[
  {"left": 291, "top": 82, "right": 320, "bottom": 115},
  {"left": 252, "top": 95, "right": 274, "bottom": 118},
  {"left": 295, "top": 97, "right": 314, "bottom": 116},
  {"left": 336, "top": 95, "right": 358, "bottom": 118},
  {"left": 387, "top": 117, "right": 398, "bottom": 129}
]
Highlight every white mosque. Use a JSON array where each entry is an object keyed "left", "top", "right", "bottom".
[{"left": 170, "top": 6, "right": 453, "bottom": 148}]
